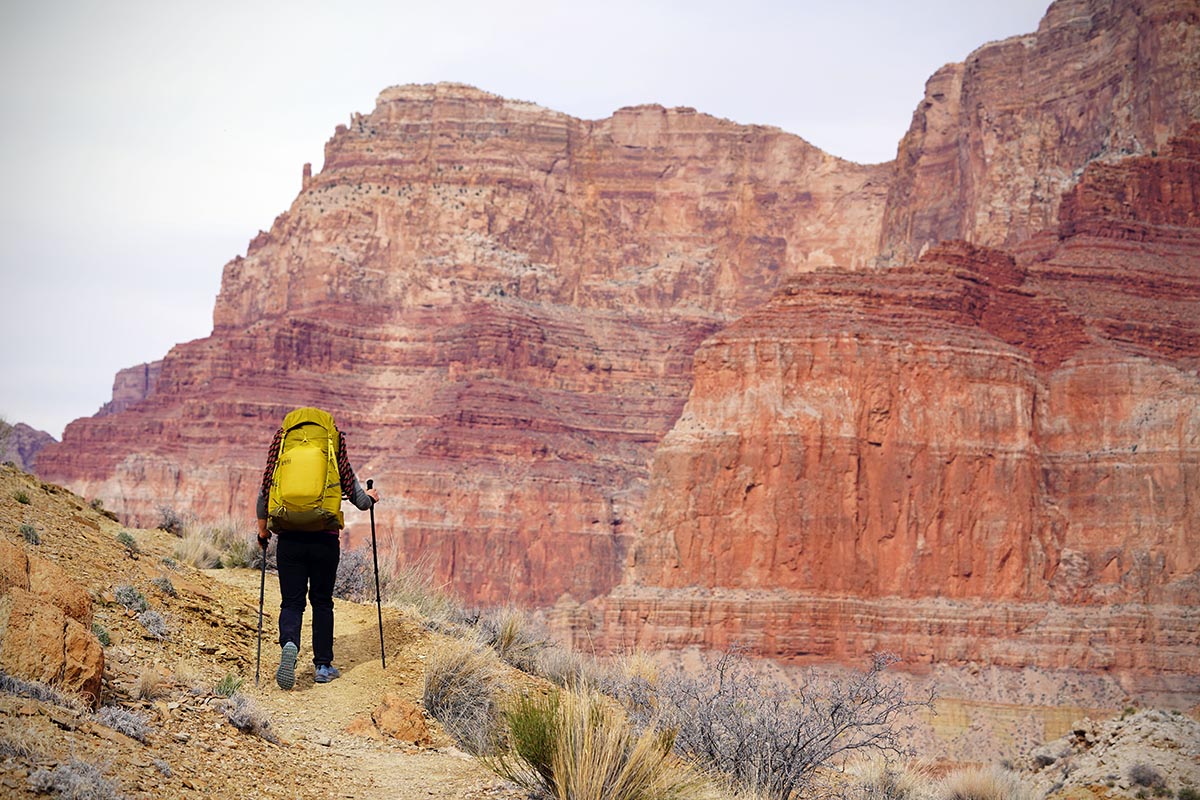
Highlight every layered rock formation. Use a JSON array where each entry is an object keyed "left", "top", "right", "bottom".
[
  {"left": 879, "top": 0, "right": 1200, "bottom": 264},
  {"left": 0, "top": 421, "right": 56, "bottom": 473},
  {"left": 33, "top": 0, "right": 1200, "bottom": 693},
  {"left": 38, "top": 84, "right": 887, "bottom": 606},
  {"left": 589, "top": 126, "right": 1200, "bottom": 682}
]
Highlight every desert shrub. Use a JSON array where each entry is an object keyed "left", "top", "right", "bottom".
[
  {"left": 112, "top": 584, "right": 149, "bottom": 613},
  {"left": 617, "top": 650, "right": 931, "bottom": 800},
  {"left": 153, "top": 759, "right": 172, "bottom": 777},
  {"left": 1178, "top": 788, "right": 1200, "bottom": 800},
  {"left": 196, "top": 518, "right": 257, "bottom": 567},
  {"left": 423, "top": 639, "right": 507, "bottom": 755},
  {"left": 478, "top": 607, "right": 549, "bottom": 673},
  {"left": 29, "top": 758, "right": 125, "bottom": 799},
  {"left": 14, "top": 490, "right": 30, "bottom": 504},
  {"left": 115, "top": 530, "right": 139, "bottom": 554},
  {"left": 19, "top": 523, "right": 40, "bottom": 544},
  {"left": 92, "top": 623, "right": 111, "bottom": 647},
  {"left": 1130, "top": 763, "right": 1168, "bottom": 789},
  {"left": 936, "top": 765, "right": 1037, "bottom": 800},
  {"left": 156, "top": 505, "right": 186, "bottom": 535},
  {"left": 95, "top": 705, "right": 151, "bottom": 743},
  {"left": 174, "top": 531, "right": 222, "bottom": 569},
  {"left": 160, "top": 556, "right": 179, "bottom": 571},
  {"left": 486, "top": 689, "right": 710, "bottom": 800},
  {"left": 0, "top": 670, "right": 85, "bottom": 710},
  {"left": 842, "top": 758, "right": 936, "bottom": 800},
  {"left": 134, "top": 669, "right": 167, "bottom": 701},
  {"left": 0, "top": 732, "right": 39, "bottom": 759},
  {"left": 214, "top": 673, "right": 244, "bottom": 698},
  {"left": 137, "top": 610, "right": 169, "bottom": 640},
  {"left": 149, "top": 576, "right": 177, "bottom": 597},
  {"left": 219, "top": 693, "right": 278, "bottom": 743},
  {"left": 537, "top": 645, "right": 604, "bottom": 690},
  {"left": 380, "top": 554, "right": 466, "bottom": 628},
  {"left": 334, "top": 546, "right": 374, "bottom": 601}
]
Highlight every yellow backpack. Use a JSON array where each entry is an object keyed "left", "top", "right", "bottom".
[{"left": 267, "top": 407, "right": 344, "bottom": 532}]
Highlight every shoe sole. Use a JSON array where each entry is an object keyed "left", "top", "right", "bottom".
[{"left": 276, "top": 642, "right": 298, "bottom": 690}]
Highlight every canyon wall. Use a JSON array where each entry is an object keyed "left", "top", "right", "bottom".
[
  {"left": 878, "top": 0, "right": 1200, "bottom": 264},
  {"left": 586, "top": 126, "right": 1200, "bottom": 681},
  {"left": 33, "top": 0, "right": 1200, "bottom": 689},
  {"left": 38, "top": 84, "right": 887, "bottom": 606}
]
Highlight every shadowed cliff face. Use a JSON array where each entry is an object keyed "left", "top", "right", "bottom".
[{"left": 32, "top": 0, "right": 1200, "bottom": 690}]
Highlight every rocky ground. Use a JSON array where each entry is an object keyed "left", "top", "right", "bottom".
[{"left": 0, "top": 463, "right": 1197, "bottom": 799}]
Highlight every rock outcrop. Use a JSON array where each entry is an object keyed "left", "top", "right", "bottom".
[
  {"left": 0, "top": 540, "right": 103, "bottom": 706},
  {"left": 878, "top": 0, "right": 1200, "bottom": 264},
  {"left": 588, "top": 126, "right": 1200, "bottom": 685}
]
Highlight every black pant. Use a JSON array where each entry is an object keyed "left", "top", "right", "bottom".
[{"left": 276, "top": 531, "right": 340, "bottom": 667}]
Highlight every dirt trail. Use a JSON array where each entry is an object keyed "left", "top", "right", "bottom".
[{"left": 211, "top": 568, "right": 522, "bottom": 800}]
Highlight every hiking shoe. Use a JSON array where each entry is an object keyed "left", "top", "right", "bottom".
[
  {"left": 314, "top": 664, "right": 341, "bottom": 684},
  {"left": 276, "top": 642, "right": 299, "bottom": 690}
]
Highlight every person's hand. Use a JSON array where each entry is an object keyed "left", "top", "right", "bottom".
[
  {"left": 366, "top": 488, "right": 381, "bottom": 503},
  {"left": 257, "top": 518, "right": 270, "bottom": 549}
]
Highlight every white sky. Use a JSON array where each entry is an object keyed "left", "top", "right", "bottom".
[{"left": 0, "top": 0, "right": 1050, "bottom": 439}]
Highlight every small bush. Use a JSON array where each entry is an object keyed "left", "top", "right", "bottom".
[
  {"left": 134, "top": 669, "right": 166, "bottom": 701},
  {"left": 618, "top": 650, "right": 932, "bottom": 800},
  {"left": 113, "top": 584, "right": 149, "bottom": 613},
  {"left": 137, "top": 610, "right": 169, "bottom": 640},
  {"left": 0, "top": 732, "right": 38, "bottom": 759},
  {"left": 116, "top": 530, "right": 140, "bottom": 555},
  {"left": 153, "top": 759, "right": 172, "bottom": 777},
  {"left": 95, "top": 705, "right": 151, "bottom": 743},
  {"left": 29, "top": 758, "right": 125, "bottom": 800},
  {"left": 486, "top": 689, "right": 710, "bottom": 800},
  {"left": 214, "top": 673, "right": 244, "bottom": 698},
  {"left": 334, "top": 546, "right": 374, "bottom": 602},
  {"left": 19, "top": 523, "right": 40, "bottom": 544},
  {"left": 156, "top": 505, "right": 186, "bottom": 536},
  {"left": 149, "top": 576, "right": 177, "bottom": 597},
  {"left": 381, "top": 557, "right": 465, "bottom": 627},
  {"left": 160, "top": 556, "right": 180, "bottom": 571},
  {"left": 843, "top": 758, "right": 936, "bottom": 800},
  {"left": 0, "top": 670, "right": 85, "bottom": 711},
  {"left": 14, "top": 490, "right": 30, "bottom": 504},
  {"left": 937, "top": 765, "right": 1037, "bottom": 800},
  {"left": 174, "top": 532, "right": 222, "bottom": 569},
  {"left": 423, "top": 639, "right": 508, "bottom": 755},
  {"left": 220, "top": 693, "right": 278, "bottom": 742},
  {"left": 479, "top": 607, "right": 548, "bottom": 672},
  {"left": 1178, "top": 787, "right": 1200, "bottom": 800},
  {"left": 1130, "top": 763, "right": 1168, "bottom": 789},
  {"left": 92, "top": 623, "right": 111, "bottom": 647}
]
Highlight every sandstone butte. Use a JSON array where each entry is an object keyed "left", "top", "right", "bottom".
[{"left": 34, "top": 0, "right": 1200, "bottom": 700}]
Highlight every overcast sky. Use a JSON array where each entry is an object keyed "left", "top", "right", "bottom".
[{"left": 0, "top": 0, "right": 1050, "bottom": 439}]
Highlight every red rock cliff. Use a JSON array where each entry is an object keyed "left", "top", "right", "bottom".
[
  {"left": 37, "top": 84, "right": 887, "bottom": 607},
  {"left": 879, "top": 0, "right": 1200, "bottom": 264},
  {"left": 590, "top": 127, "right": 1200, "bottom": 682}
]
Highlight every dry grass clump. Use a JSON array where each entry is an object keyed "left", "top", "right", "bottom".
[
  {"left": 486, "top": 689, "right": 716, "bottom": 800},
  {"left": 479, "top": 607, "right": 549, "bottom": 672},
  {"left": 935, "top": 765, "right": 1037, "bottom": 800},
  {"left": 219, "top": 693, "right": 278, "bottom": 743},
  {"left": 95, "top": 705, "right": 152, "bottom": 743},
  {"left": 174, "top": 531, "right": 222, "bottom": 569},
  {"left": 422, "top": 638, "right": 508, "bottom": 755},
  {"left": 0, "top": 670, "right": 86, "bottom": 712},
  {"left": 134, "top": 668, "right": 168, "bottom": 701},
  {"left": 381, "top": 556, "right": 467, "bottom": 628},
  {"left": 29, "top": 758, "right": 126, "bottom": 799},
  {"left": 840, "top": 758, "right": 936, "bottom": 800}
]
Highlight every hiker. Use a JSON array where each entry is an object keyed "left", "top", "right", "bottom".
[{"left": 255, "top": 407, "right": 380, "bottom": 689}]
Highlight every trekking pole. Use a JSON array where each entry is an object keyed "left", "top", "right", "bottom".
[
  {"left": 367, "top": 479, "right": 386, "bottom": 669},
  {"left": 255, "top": 537, "right": 267, "bottom": 686}
]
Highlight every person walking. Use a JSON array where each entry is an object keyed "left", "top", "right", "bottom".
[{"left": 256, "top": 407, "right": 380, "bottom": 689}]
